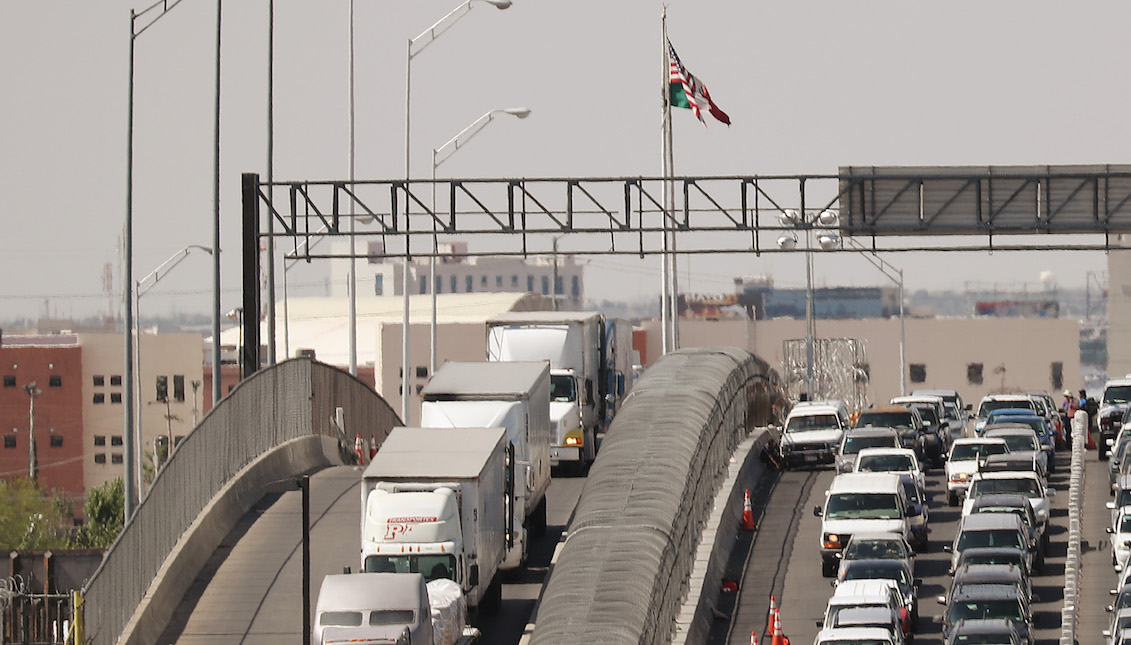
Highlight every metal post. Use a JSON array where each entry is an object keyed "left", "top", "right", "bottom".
[
  {"left": 242, "top": 173, "right": 262, "bottom": 377},
  {"left": 430, "top": 150, "right": 439, "bottom": 375},
  {"left": 402, "top": 37, "right": 412, "bottom": 424},
  {"left": 24, "top": 383, "right": 40, "bottom": 482},
  {"left": 804, "top": 228, "right": 815, "bottom": 401},
  {"left": 898, "top": 271, "right": 906, "bottom": 395},
  {"left": 552, "top": 236, "right": 559, "bottom": 311},
  {"left": 124, "top": 9, "right": 138, "bottom": 519},
  {"left": 300, "top": 474, "right": 311, "bottom": 645},
  {"left": 266, "top": 0, "right": 276, "bottom": 365},
  {"left": 347, "top": 0, "right": 358, "bottom": 377},
  {"left": 211, "top": 0, "right": 223, "bottom": 410}
]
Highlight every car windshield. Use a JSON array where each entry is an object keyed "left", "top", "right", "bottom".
[
  {"left": 950, "top": 634, "right": 1017, "bottom": 644},
  {"left": 913, "top": 406, "right": 939, "bottom": 426},
  {"left": 948, "top": 599, "right": 1025, "bottom": 622},
  {"left": 956, "top": 529, "right": 1025, "bottom": 551},
  {"left": 1106, "top": 385, "right": 1131, "bottom": 406},
  {"left": 845, "top": 539, "right": 908, "bottom": 560},
  {"left": 787, "top": 414, "right": 840, "bottom": 432},
  {"left": 857, "top": 454, "right": 915, "bottom": 473},
  {"left": 992, "top": 435, "right": 1038, "bottom": 452},
  {"left": 962, "top": 551, "right": 1023, "bottom": 568},
  {"left": 951, "top": 443, "right": 1008, "bottom": 461},
  {"left": 974, "top": 506, "right": 1031, "bottom": 528},
  {"left": 844, "top": 435, "right": 898, "bottom": 454},
  {"left": 844, "top": 563, "right": 910, "bottom": 586},
  {"left": 901, "top": 481, "right": 922, "bottom": 505},
  {"left": 1114, "top": 588, "right": 1131, "bottom": 612},
  {"left": 826, "top": 493, "right": 902, "bottom": 520},
  {"left": 979, "top": 400, "right": 1035, "bottom": 416},
  {"left": 1117, "top": 490, "right": 1131, "bottom": 508},
  {"left": 821, "top": 640, "right": 891, "bottom": 645},
  {"left": 1120, "top": 516, "right": 1131, "bottom": 533},
  {"left": 971, "top": 478, "right": 1041, "bottom": 498},
  {"left": 857, "top": 412, "right": 914, "bottom": 429}
]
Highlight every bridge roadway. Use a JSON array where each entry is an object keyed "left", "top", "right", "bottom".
[
  {"left": 154, "top": 440, "right": 1121, "bottom": 645},
  {"left": 157, "top": 464, "right": 586, "bottom": 644}
]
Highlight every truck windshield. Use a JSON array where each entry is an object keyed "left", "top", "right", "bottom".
[
  {"left": 856, "top": 413, "right": 913, "bottom": 430},
  {"left": 842, "top": 436, "right": 897, "bottom": 455},
  {"left": 786, "top": 414, "right": 840, "bottom": 432},
  {"left": 947, "top": 599, "right": 1024, "bottom": 622},
  {"left": 550, "top": 374, "right": 576, "bottom": 402},
  {"left": 950, "top": 443, "right": 1007, "bottom": 461},
  {"left": 364, "top": 554, "right": 458, "bottom": 583},
  {"left": 1105, "top": 386, "right": 1131, "bottom": 405},
  {"left": 825, "top": 493, "right": 901, "bottom": 520}
]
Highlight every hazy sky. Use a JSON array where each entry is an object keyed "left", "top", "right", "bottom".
[{"left": 1, "top": 1, "right": 1125, "bottom": 321}]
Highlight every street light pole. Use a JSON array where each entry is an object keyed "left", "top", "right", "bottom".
[
  {"left": 430, "top": 107, "right": 530, "bottom": 371},
  {"left": 843, "top": 235, "right": 906, "bottom": 395},
  {"left": 778, "top": 209, "right": 839, "bottom": 401},
  {"left": 402, "top": 0, "right": 513, "bottom": 422},
  {"left": 24, "top": 383, "right": 41, "bottom": 482}
]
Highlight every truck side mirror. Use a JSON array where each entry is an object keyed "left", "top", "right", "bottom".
[
  {"left": 813, "top": 505, "right": 823, "bottom": 517},
  {"left": 469, "top": 564, "right": 479, "bottom": 586}
]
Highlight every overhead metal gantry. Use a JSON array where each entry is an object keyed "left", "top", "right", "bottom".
[{"left": 237, "top": 165, "right": 1131, "bottom": 372}]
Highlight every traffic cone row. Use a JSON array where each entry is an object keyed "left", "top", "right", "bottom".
[
  {"left": 768, "top": 595, "right": 788, "bottom": 645},
  {"left": 742, "top": 488, "right": 756, "bottom": 531},
  {"left": 750, "top": 631, "right": 758, "bottom": 645}
]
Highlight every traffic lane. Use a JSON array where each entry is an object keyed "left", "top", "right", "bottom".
[
  {"left": 771, "top": 452, "right": 1070, "bottom": 645},
  {"left": 478, "top": 473, "right": 587, "bottom": 644},
  {"left": 1078, "top": 445, "right": 1126, "bottom": 642}
]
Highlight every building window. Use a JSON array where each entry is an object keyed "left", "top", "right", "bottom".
[
  {"left": 465, "top": 276, "right": 473, "bottom": 293},
  {"left": 554, "top": 276, "right": 563, "bottom": 297},
  {"left": 480, "top": 275, "right": 488, "bottom": 287},
  {"left": 4, "top": 436, "right": 15, "bottom": 449},
  {"left": 375, "top": 274, "right": 384, "bottom": 296},
  {"left": 155, "top": 375, "right": 168, "bottom": 402},
  {"left": 450, "top": 276, "right": 457, "bottom": 293},
  {"left": 967, "top": 363, "right": 983, "bottom": 386},
  {"left": 111, "top": 454, "right": 123, "bottom": 464},
  {"left": 174, "top": 375, "right": 185, "bottom": 402},
  {"left": 93, "top": 393, "right": 105, "bottom": 404},
  {"left": 94, "top": 453, "right": 106, "bottom": 464},
  {"left": 93, "top": 375, "right": 105, "bottom": 387},
  {"left": 571, "top": 276, "right": 580, "bottom": 297},
  {"left": 111, "top": 435, "right": 123, "bottom": 446},
  {"left": 110, "top": 392, "right": 122, "bottom": 404},
  {"left": 49, "top": 375, "right": 62, "bottom": 387},
  {"left": 94, "top": 435, "right": 106, "bottom": 446},
  {"left": 3, "top": 376, "right": 14, "bottom": 388},
  {"left": 909, "top": 363, "right": 926, "bottom": 384},
  {"left": 110, "top": 375, "right": 122, "bottom": 386},
  {"left": 415, "top": 384, "right": 424, "bottom": 394},
  {"left": 541, "top": 276, "right": 550, "bottom": 295},
  {"left": 511, "top": 275, "right": 519, "bottom": 288},
  {"left": 1050, "top": 362, "right": 1064, "bottom": 390},
  {"left": 527, "top": 276, "right": 534, "bottom": 292},
  {"left": 415, "top": 366, "right": 428, "bottom": 379},
  {"left": 50, "top": 435, "right": 63, "bottom": 448},
  {"left": 496, "top": 275, "right": 503, "bottom": 288},
  {"left": 420, "top": 276, "right": 427, "bottom": 294},
  {"left": 435, "top": 276, "right": 442, "bottom": 294}
]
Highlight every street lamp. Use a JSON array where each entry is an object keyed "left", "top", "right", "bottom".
[
  {"left": 134, "top": 245, "right": 212, "bottom": 497},
  {"left": 429, "top": 106, "right": 531, "bottom": 372},
  {"left": 398, "top": 0, "right": 513, "bottom": 423},
  {"left": 777, "top": 209, "right": 840, "bottom": 401}
]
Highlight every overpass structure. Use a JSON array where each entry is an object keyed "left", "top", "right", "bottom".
[{"left": 78, "top": 349, "right": 787, "bottom": 645}]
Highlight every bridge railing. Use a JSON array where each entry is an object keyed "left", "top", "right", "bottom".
[{"left": 81, "top": 358, "right": 400, "bottom": 645}]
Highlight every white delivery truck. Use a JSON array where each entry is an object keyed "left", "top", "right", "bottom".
[
  {"left": 485, "top": 312, "right": 632, "bottom": 469},
  {"left": 360, "top": 427, "right": 507, "bottom": 615},
  {"left": 420, "top": 361, "right": 551, "bottom": 569}
]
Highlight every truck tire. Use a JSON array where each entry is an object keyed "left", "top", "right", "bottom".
[
  {"left": 530, "top": 496, "right": 548, "bottom": 538},
  {"left": 480, "top": 574, "right": 503, "bottom": 616}
]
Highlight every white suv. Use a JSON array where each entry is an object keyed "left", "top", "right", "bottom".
[{"left": 779, "top": 400, "right": 850, "bottom": 468}]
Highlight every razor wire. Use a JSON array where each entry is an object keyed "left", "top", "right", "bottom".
[{"left": 781, "top": 338, "right": 869, "bottom": 412}]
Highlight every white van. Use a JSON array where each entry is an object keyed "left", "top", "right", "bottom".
[
  {"left": 780, "top": 400, "right": 851, "bottom": 468},
  {"left": 813, "top": 473, "right": 913, "bottom": 577},
  {"left": 313, "top": 573, "right": 431, "bottom": 645}
]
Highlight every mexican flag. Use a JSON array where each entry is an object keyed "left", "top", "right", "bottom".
[{"left": 668, "top": 39, "right": 731, "bottom": 126}]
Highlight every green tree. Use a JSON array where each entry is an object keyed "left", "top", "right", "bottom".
[
  {"left": 74, "top": 477, "right": 124, "bottom": 549},
  {"left": 0, "top": 477, "right": 73, "bottom": 550}
]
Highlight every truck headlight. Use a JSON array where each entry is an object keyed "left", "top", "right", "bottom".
[
  {"left": 823, "top": 533, "right": 842, "bottom": 549},
  {"left": 563, "top": 429, "right": 584, "bottom": 447}
]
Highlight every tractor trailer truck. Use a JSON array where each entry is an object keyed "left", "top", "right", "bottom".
[
  {"left": 485, "top": 311, "right": 632, "bottom": 469},
  {"left": 360, "top": 426, "right": 507, "bottom": 615},
  {"left": 419, "top": 360, "right": 551, "bottom": 570}
]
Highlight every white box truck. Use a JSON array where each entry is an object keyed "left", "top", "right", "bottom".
[
  {"left": 420, "top": 361, "right": 551, "bottom": 570},
  {"left": 360, "top": 426, "right": 506, "bottom": 615},
  {"left": 486, "top": 312, "right": 633, "bottom": 469}
]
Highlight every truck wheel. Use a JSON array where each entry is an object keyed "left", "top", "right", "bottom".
[
  {"left": 821, "top": 559, "right": 837, "bottom": 578},
  {"left": 530, "top": 497, "right": 548, "bottom": 538},
  {"left": 947, "top": 491, "right": 958, "bottom": 507}
]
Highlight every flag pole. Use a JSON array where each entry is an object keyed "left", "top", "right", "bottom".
[{"left": 660, "top": 7, "right": 672, "bottom": 355}]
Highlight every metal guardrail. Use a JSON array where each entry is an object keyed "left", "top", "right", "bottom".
[
  {"left": 1060, "top": 410, "right": 1087, "bottom": 645},
  {"left": 80, "top": 358, "right": 400, "bottom": 645}
]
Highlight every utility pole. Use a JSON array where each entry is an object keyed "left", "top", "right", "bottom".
[{"left": 24, "top": 382, "right": 41, "bottom": 482}]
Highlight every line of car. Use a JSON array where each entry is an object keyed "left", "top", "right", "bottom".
[
  {"left": 794, "top": 388, "right": 1064, "bottom": 645},
  {"left": 1094, "top": 376, "right": 1131, "bottom": 644}
]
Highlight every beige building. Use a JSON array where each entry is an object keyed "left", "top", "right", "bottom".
[
  {"left": 642, "top": 316, "right": 1081, "bottom": 410},
  {"left": 78, "top": 333, "right": 205, "bottom": 494}
]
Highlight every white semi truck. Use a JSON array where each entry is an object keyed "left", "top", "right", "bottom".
[
  {"left": 485, "top": 312, "right": 633, "bottom": 470},
  {"left": 419, "top": 361, "right": 551, "bottom": 570},
  {"left": 360, "top": 426, "right": 507, "bottom": 615}
]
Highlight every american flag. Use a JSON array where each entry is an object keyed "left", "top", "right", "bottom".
[{"left": 668, "top": 41, "right": 703, "bottom": 122}]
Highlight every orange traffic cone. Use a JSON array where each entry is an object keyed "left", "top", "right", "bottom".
[
  {"left": 771, "top": 612, "right": 785, "bottom": 645},
  {"left": 768, "top": 596, "right": 778, "bottom": 642},
  {"left": 742, "top": 488, "right": 756, "bottom": 531},
  {"left": 750, "top": 631, "right": 758, "bottom": 645},
  {"left": 354, "top": 434, "right": 365, "bottom": 464},
  {"left": 369, "top": 434, "right": 378, "bottom": 459}
]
